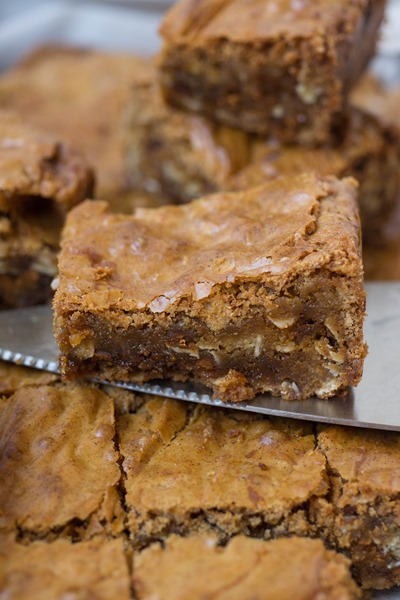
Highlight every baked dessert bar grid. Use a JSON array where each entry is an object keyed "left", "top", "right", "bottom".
[{"left": 1, "top": 373, "right": 399, "bottom": 592}]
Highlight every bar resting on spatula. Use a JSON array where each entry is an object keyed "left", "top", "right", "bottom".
[{"left": 53, "top": 173, "right": 367, "bottom": 402}]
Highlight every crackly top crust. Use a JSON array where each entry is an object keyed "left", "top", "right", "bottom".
[
  {"left": 133, "top": 535, "right": 360, "bottom": 600},
  {"left": 318, "top": 426, "right": 400, "bottom": 496},
  {"left": 0, "top": 47, "right": 149, "bottom": 201},
  {"left": 119, "top": 400, "right": 327, "bottom": 518},
  {"left": 160, "top": 0, "right": 372, "bottom": 42},
  {"left": 0, "top": 536, "right": 131, "bottom": 600},
  {"left": 0, "top": 383, "right": 120, "bottom": 533},
  {"left": 0, "top": 110, "right": 93, "bottom": 212},
  {"left": 55, "top": 174, "right": 361, "bottom": 316}
]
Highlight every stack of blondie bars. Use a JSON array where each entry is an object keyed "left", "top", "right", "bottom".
[{"left": 1, "top": 0, "right": 400, "bottom": 598}]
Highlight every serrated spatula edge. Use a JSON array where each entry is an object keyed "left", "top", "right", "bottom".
[{"left": 1, "top": 283, "right": 400, "bottom": 431}]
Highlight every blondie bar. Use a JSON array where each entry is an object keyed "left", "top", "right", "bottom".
[
  {"left": 54, "top": 174, "right": 366, "bottom": 401},
  {"left": 159, "top": 0, "right": 385, "bottom": 144},
  {"left": 0, "top": 383, "right": 123, "bottom": 538},
  {"left": 118, "top": 400, "right": 327, "bottom": 544},
  {"left": 313, "top": 426, "right": 400, "bottom": 590},
  {"left": 0, "top": 111, "right": 93, "bottom": 308},
  {"left": 124, "top": 68, "right": 400, "bottom": 244},
  {"left": 0, "top": 536, "right": 131, "bottom": 600},
  {"left": 0, "top": 47, "right": 153, "bottom": 208},
  {"left": 133, "top": 535, "right": 360, "bottom": 600}
]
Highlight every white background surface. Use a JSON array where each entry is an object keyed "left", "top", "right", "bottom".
[
  {"left": 0, "top": 1, "right": 399, "bottom": 597},
  {"left": 0, "top": 0, "right": 174, "bottom": 18},
  {"left": 0, "top": 1, "right": 161, "bottom": 70}
]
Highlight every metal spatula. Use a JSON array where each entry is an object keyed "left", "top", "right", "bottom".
[{"left": 0, "top": 282, "right": 399, "bottom": 431}]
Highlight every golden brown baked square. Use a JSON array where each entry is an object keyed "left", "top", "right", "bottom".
[
  {"left": 133, "top": 535, "right": 360, "bottom": 600},
  {"left": 118, "top": 398, "right": 327, "bottom": 544},
  {"left": 313, "top": 426, "right": 400, "bottom": 590},
  {"left": 159, "top": 0, "right": 385, "bottom": 144},
  {"left": 0, "top": 383, "right": 123, "bottom": 539},
  {"left": 0, "top": 110, "right": 93, "bottom": 308},
  {"left": 54, "top": 174, "right": 366, "bottom": 401}
]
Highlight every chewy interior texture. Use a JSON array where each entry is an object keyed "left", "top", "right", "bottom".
[{"left": 57, "top": 273, "right": 364, "bottom": 402}]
